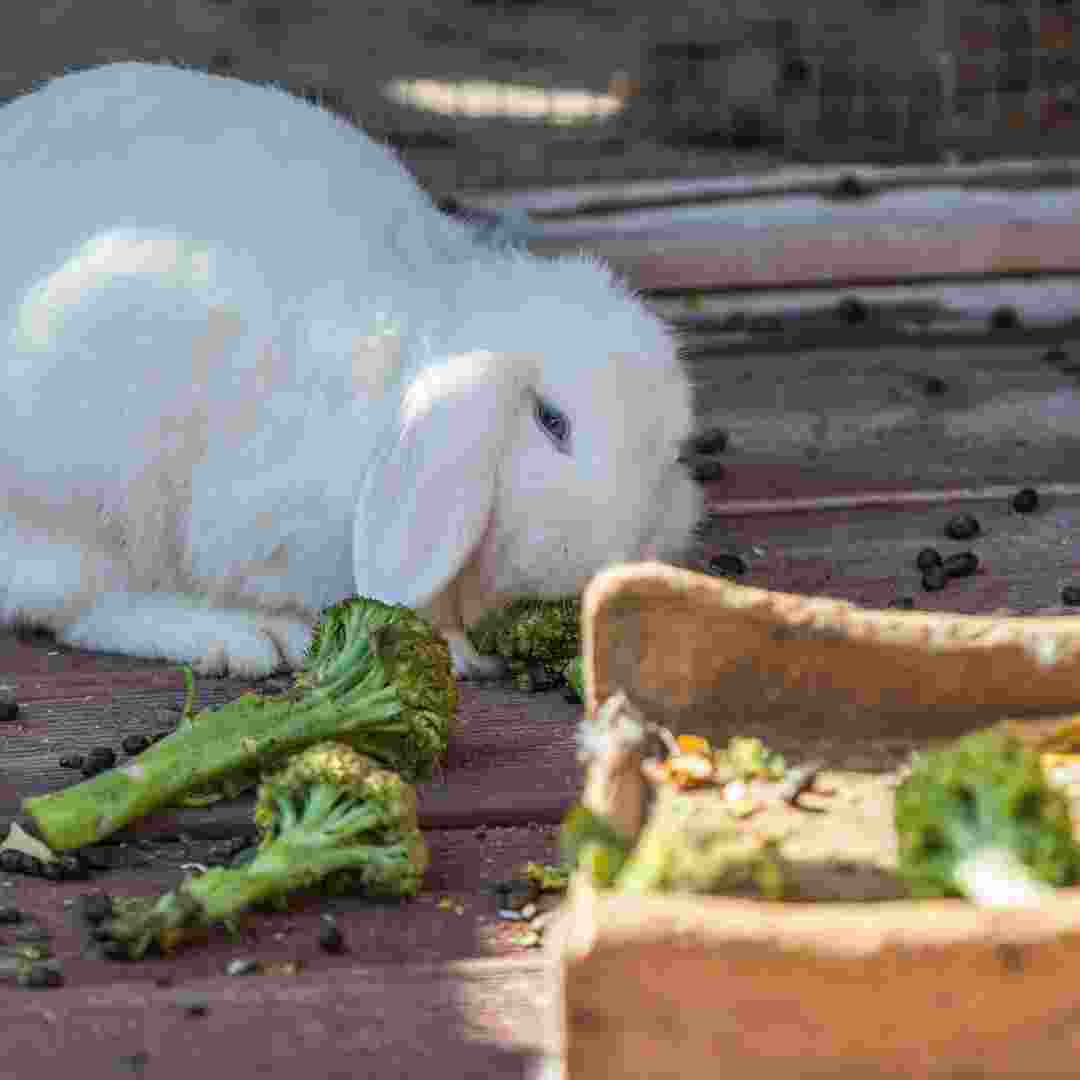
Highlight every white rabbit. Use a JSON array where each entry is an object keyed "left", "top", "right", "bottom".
[{"left": 0, "top": 62, "right": 702, "bottom": 679}]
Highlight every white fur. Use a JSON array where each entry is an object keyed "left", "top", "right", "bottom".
[{"left": 0, "top": 62, "right": 702, "bottom": 678}]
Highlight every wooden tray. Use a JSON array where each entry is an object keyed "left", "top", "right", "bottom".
[{"left": 551, "top": 561, "right": 1080, "bottom": 1079}]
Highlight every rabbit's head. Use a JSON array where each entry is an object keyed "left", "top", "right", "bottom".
[{"left": 354, "top": 252, "right": 702, "bottom": 622}]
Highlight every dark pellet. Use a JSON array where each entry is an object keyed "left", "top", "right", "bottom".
[
  {"left": 78, "top": 892, "right": 114, "bottom": 925},
  {"left": 16, "top": 855, "right": 43, "bottom": 878},
  {"left": 943, "top": 552, "right": 979, "bottom": 578},
  {"left": 58, "top": 754, "right": 85, "bottom": 770},
  {"left": 944, "top": 514, "right": 980, "bottom": 541},
  {"left": 708, "top": 553, "right": 747, "bottom": 578},
  {"left": 14, "top": 924, "right": 51, "bottom": 943},
  {"left": 317, "top": 920, "right": 346, "bottom": 954},
  {"left": 57, "top": 854, "right": 89, "bottom": 881},
  {"left": 78, "top": 848, "right": 113, "bottom": 872},
  {"left": 1062, "top": 585, "right": 1080, "bottom": 607},
  {"left": 100, "top": 940, "right": 134, "bottom": 962},
  {"left": 990, "top": 306, "right": 1019, "bottom": 331},
  {"left": 0, "top": 851, "right": 23, "bottom": 873},
  {"left": 0, "top": 906, "right": 23, "bottom": 924},
  {"left": 81, "top": 747, "right": 117, "bottom": 777},
  {"left": 888, "top": 596, "right": 915, "bottom": 609},
  {"left": 922, "top": 565, "right": 949, "bottom": 592},
  {"left": 691, "top": 458, "right": 726, "bottom": 484},
  {"left": 915, "top": 548, "right": 943, "bottom": 572},
  {"left": 17, "top": 964, "right": 63, "bottom": 989},
  {"left": 1043, "top": 346, "right": 1070, "bottom": 369},
  {"left": 923, "top": 376, "right": 947, "bottom": 396},
  {"left": 121, "top": 734, "right": 151, "bottom": 756},
  {"left": 835, "top": 296, "right": 868, "bottom": 325},
  {"left": 38, "top": 860, "right": 63, "bottom": 881},
  {"left": 1011, "top": 487, "right": 1039, "bottom": 514},
  {"left": 689, "top": 427, "right": 728, "bottom": 456},
  {"left": 832, "top": 174, "right": 870, "bottom": 199},
  {"left": 0, "top": 694, "right": 18, "bottom": 724}
]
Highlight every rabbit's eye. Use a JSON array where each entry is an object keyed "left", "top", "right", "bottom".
[{"left": 534, "top": 395, "right": 571, "bottom": 451}]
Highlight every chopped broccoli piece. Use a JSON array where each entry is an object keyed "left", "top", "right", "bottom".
[
  {"left": 23, "top": 598, "right": 455, "bottom": 851},
  {"left": 559, "top": 804, "right": 634, "bottom": 889},
  {"left": 614, "top": 787, "right": 789, "bottom": 899},
  {"left": 522, "top": 861, "right": 571, "bottom": 893},
  {"left": 467, "top": 597, "right": 580, "bottom": 690},
  {"left": 894, "top": 729, "right": 1080, "bottom": 906},
  {"left": 98, "top": 743, "right": 428, "bottom": 959}
]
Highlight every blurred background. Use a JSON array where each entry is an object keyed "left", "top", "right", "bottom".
[
  {"left": 3, "top": 0, "right": 1077, "bottom": 194},
  {"left": 3, "top": 1, "right": 1079, "bottom": 491}
]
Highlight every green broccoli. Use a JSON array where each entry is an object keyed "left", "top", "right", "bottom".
[
  {"left": 894, "top": 729, "right": 1080, "bottom": 906},
  {"left": 467, "top": 597, "right": 581, "bottom": 692},
  {"left": 23, "top": 598, "right": 455, "bottom": 851},
  {"left": 563, "top": 656, "right": 585, "bottom": 703},
  {"left": 559, "top": 804, "right": 634, "bottom": 889},
  {"left": 97, "top": 742, "right": 428, "bottom": 959}
]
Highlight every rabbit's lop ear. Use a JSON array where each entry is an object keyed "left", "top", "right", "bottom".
[{"left": 354, "top": 351, "right": 531, "bottom": 609}]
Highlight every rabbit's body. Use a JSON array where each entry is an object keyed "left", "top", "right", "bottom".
[{"left": 0, "top": 62, "right": 702, "bottom": 678}]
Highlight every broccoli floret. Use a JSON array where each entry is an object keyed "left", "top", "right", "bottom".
[
  {"left": 894, "top": 729, "right": 1080, "bottom": 906},
  {"left": 99, "top": 743, "right": 428, "bottom": 959},
  {"left": 23, "top": 598, "right": 455, "bottom": 851},
  {"left": 467, "top": 597, "right": 581, "bottom": 691}
]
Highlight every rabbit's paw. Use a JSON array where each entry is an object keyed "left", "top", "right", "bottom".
[
  {"left": 57, "top": 595, "right": 311, "bottom": 679},
  {"left": 443, "top": 629, "right": 507, "bottom": 680}
]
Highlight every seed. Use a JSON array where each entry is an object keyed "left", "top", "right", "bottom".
[
  {"left": 226, "top": 957, "right": 259, "bottom": 976},
  {"left": 1062, "top": 585, "right": 1080, "bottom": 607},
  {"left": 58, "top": 754, "right": 85, "bottom": 770},
  {"left": 121, "top": 734, "right": 151, "bottom": 756},
  {"left": 317, "top": 921, "right": 345, "bottom": 954},
  {"left": 888, "top": 596, "right": 915, "bottom": 609},
  {"left": 708, "top": 553, "right": 747, "bottom": 579},
  {"left": 943, "top": 552, "right": 979, "bottom": 578},
  {"left": 915, "top": 548, "right": 943, "bottom": 572},
  {"left": 922, "top": 565, "right": 948, "bottom": 592},
  {"left": 1011, "top": 487, "right": 1039, "bottom": 514},
  {"left": 944, "top": 513, "right": 980, "bottom": 541}
]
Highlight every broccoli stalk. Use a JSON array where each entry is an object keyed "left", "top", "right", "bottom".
[
  {"left": 894, "top": 729, "right": 1080, "bottom": 907},
  {"left": 23, "top": 599, "right": 455, "bottom": 851},
  {"left": 99, "top": 743, "right": 428, "bottom": 959}
]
